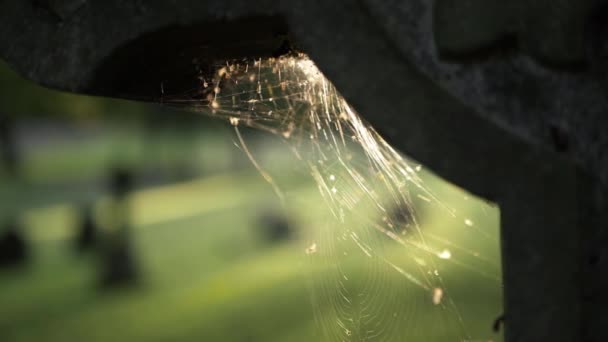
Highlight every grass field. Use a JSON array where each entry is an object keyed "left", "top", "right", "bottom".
[{"left": 0, "top": 125, "right": 504, "bottom": 341}]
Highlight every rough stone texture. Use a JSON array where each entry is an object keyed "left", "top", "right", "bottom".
[
  {"left": 434, "top": 0, "right": 593, "bottom": 66},
  {"left": 35, "top": 0, "right": 88, "bottom": 20},
  {"left": 364, "top": 0, "right": 608, "bottom": 188},
  {"left": 0, "top": 1, "right": 288, "bottom": 96},
  {"left": 1, "top": 1, "right": 607, "bottom": 341}
]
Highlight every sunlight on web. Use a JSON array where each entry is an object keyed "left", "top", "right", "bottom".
[{"left": 166, "top": 53, "right": 503, "bottom": 341}]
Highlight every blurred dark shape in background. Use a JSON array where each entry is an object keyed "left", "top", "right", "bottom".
[
  {"left": 110, "top": 167, "right": 134, "bottom": 199},
  {"left": 144, "top": 107, "right": 203, "bottom": 182},
  {"left": 100, "top": 234, "right": 138, "bottom": 289},
  {"left": 100, "top": 168, "right": 139, "bottom": 288},
  {"left": 0, "top": 112, "right": 20, "bottom": 178},
  {"left": 74, "top": 204, "right": 98, "bottom": 252},
  {"left": 388, "top": 205, "right": 414, "bottom": 234},
  {"left": 0, "top": 218, "right": 28, "bottom": 267},
  {"left": 0, "top": 58, "right": 331, "bottom": 342},
  {"left": 257, "top": 208, "right": 293, "bottom": 243}
]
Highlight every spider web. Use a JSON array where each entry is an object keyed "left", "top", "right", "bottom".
[{"left": 165, "top": 54, "right": 503, "bottom": 341}]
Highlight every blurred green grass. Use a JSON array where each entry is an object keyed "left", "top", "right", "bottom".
[
  {"left": 0, "top": 60, "right": 503, "bottom": 341},
  {"left": 0, "top": 154, "right": 503, "bottom": 342}
]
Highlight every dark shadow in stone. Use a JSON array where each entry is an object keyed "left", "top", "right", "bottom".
[{"left": 586, "top": 2, "right": 608, "bottom": 91}]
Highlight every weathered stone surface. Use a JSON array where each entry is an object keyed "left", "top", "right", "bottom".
[
  {"left": 34, "top": 0, "right": 88, "bottom": 20},
  {"left": 363, "top": 0, "right": 608, "bottom": 188},
  {"left": 434, "top": 0, "right": 516, "bottom": 59},
  {"left": 434, "top": 0, "right": 593, "bottom": 66}
]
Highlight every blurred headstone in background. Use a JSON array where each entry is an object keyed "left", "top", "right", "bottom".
[
  {"left": 0, "top": 217, "right": 28, "bottom": 268},
  {"left": 388, "top": 205, "right": 414, "bottom": 235},
  {"left": 0, "top": 113, "right": 20, "bottom": 178},
  {"left": 110, "top": 167, "right": 133, "bottom": 199},
  {"left": 74, "top": 204, "right": 98, "bottom": 252},
  {"left": 256, "top": 207, "right": 293, "bottom": 243},
  {"left": 100, "top": 167, "right": 139, "bottom": 288}
]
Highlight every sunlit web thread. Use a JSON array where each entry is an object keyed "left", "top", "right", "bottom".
[{"left": 164, "top": 54, "right": 501, "bottom": 341}]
